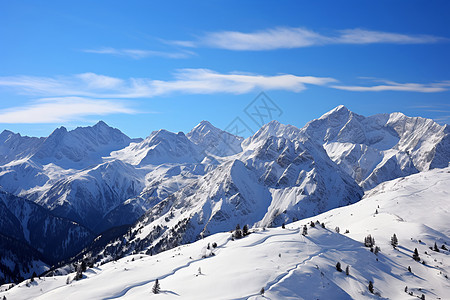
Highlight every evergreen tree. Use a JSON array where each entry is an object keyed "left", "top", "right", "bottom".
[
  {"left": 335, "top": 226, "right": 340, "bottom": 233},
  {"left": 408, "top": 266, "right": 412, "bottom": 272},
  {"left": 364, "top": 235, "right": 375, "bottom": 247},
  {"left": 281, "top": 223, "right": 285, "bottom": 229},
  {"left": 421, "top": 294, "right": 425, "bottom": 300},
  {"left": 413, "top": 248, "right": 420, "bottom": 261},
  {"left": 321, "top": 222, "right": 325, "bottom": 228},
  {"left": 152, "top": 279, "right": 160, "bottom": 294},
  {"left": 75, "top": 263, "right": 83, "bottom": 281},
  {"left": 441, "top": 244, "right": 448, "bottom": 251},
  {"left": 66, "top": 276, "right": 70, "bottom": 285},
  {"left": 391, "top": 234, "right": 398, "bottom": 247},
  {"left": 243, "top": 224, "right": 249, "bottom": 236},
  {"left": 260, "top": 287, "right": 265, "bottom": 295},
  {"left": 310, "top": 221, "right": 315, "bottom": 228},
  {"left": 374, "top": 246, "right": 380, "bottom": 255},
  {"left": 302, "top": 225, "right": 308, "bottom": 236},
  {"left": 345, "top": 265, "right": 350, "bottom": 276},
  {"left": 81, "top": 260, "right": 87, "bottom": 272},
  {"left": 433, "top": 242, "right": 440, "bottom": 252},
  {"left": 234, "top": 224, "right": 242, "bottom": 239},
  {"left": 368, "top": 281, "right": 374, "bottom": 293},
  {"left": 404, "top": 286, "right": 408, "bottom": 293},
  {"left": 336, "top": 262, "right": 342, "bottom": 272}
]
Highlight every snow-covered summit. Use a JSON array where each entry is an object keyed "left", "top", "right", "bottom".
[
  {"left": 111, "top": 129, "right": 203, "bottom": 166},
  {"left": 300, "top": 105, "right": 449, "bottom": 189},
  {"left": 242, "top": 120, "right": 304, "bottom": 150},
  {"left": 187, "top": 120, "right": 243, "bottom": 157},
  {"left": 31, "top": 121, "right": 135, "bottom": 168}
]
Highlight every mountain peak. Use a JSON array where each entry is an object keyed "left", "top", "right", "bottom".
[
  {"left": 189, "top": 120, "right": 220, "bottom": 136},
  {"left": 198, "top": 120, "right": 213, "bottom": 127},
  {"left": 319, "top": 105, "right": 350, "bottom": 120},
  {"left": 93, "top": 120, "right": 109, "bottom": 128},
  {"left": 187, "top": 120, "right": 243, "bottom": 157},
  {"left": 50, "top": 126, "right": 68, "bottom": 137},
  {"left": 243, "top": 120, "right": 301, "bottom": 149}
]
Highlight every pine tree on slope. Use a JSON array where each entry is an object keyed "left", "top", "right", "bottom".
[{"left": 152, "top": 279, "right": 160, "bottom": 294}]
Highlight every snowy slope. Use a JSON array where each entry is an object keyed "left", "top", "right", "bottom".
[{"left": 3, "top": 167, "right": 448, "bottom": 299}]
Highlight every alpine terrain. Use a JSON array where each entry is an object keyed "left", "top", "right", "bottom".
[{"left": 0, "top": 106, "right": 448, "bottom": 300}]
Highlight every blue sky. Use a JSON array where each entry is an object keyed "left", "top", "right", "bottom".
[{"left": 0, "top": 1, "right": 449, "bottom": 138}]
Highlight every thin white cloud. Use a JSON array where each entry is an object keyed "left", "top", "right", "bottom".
[
  {"left": 150, "top": 69, "right": 336, "bottom": 95},
  {"left": 198, "top": 28, "right": 326, "bottom": 50},
  {"left": 83, "top": 47, "right": 193, "bottom": 59},
  {"left": 0, "top": 97, "right": 137, "bottom": 124},
  {"left": 0, "top": 70, "right": 337, "bottom": 98},
  {"left": 172, "top": 27, "right": 446, "bottom": 51},
  {"left": 433, "top": 116, "right": 450, "bottom": 124},
  {"left": 337, "top": 29, "right": 443, "bottom": 44},
  {"left": 331, "top": 80, "right": 450, "bottom": 93}
]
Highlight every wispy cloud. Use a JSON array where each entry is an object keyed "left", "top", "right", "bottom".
[
  {"left": 171, "top": 27, "right": 446, "bottom": 51},
  {"left": 0, "top": 97, "right": 137, "bottom": 124},
  {"left": 83, "top": 47, "right": 193, "bottom": 59},
  {"left": 409, "top": 103, "right": 450, "bottom": 125},
  {"left": 331, "top": 79, "right": 450, "bottom": 93},
  {"left": 0, "top": 70, "right": 337, "bottom": 98},
  {"left": 433, "top": 116, "right": 450, "bottom": 124}
]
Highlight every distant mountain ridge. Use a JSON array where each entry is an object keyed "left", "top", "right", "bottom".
[{"left": 0, "top": 106, "right": 448, "bottom": 284}]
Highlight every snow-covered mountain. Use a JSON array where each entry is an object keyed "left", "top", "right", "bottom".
[
  {"left": 0, "top": 131, "right": 43, "bottom": 165},
  {"left": 3, "top": 167, "right": 448, "bottom": 299},
  {"left": 110, "top": 129, "right": 203, "bottom": 166},
  {"left": 0, "top": 107, "right": 448, "bottom": 290},
  {"left": 32, "top": 121, "right": 140, "bottom": 169},
  {"left": 186, "top": 120, "right": 243, "bottom": 157},
  {"left": 300, "top": 105, "right": 449, "bottom": 189},
  {"left": 81, "top": 127, "right": 363, "bottom": 259}
]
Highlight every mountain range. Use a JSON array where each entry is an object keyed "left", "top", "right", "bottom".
[{"left": 0, "top": 105, "right": 448, "bottom": 287}]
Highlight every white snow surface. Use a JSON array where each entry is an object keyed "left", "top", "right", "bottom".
[{"left": 3, "top": 167, "right": 449, "bottom": 300}]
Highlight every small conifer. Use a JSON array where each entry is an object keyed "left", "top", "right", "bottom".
[
  {"left": 152, "top": 279, "right": 160, "bottom": 294},
  {"left": 413, "top": 248, "right": 420, "bottom": 261}
]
